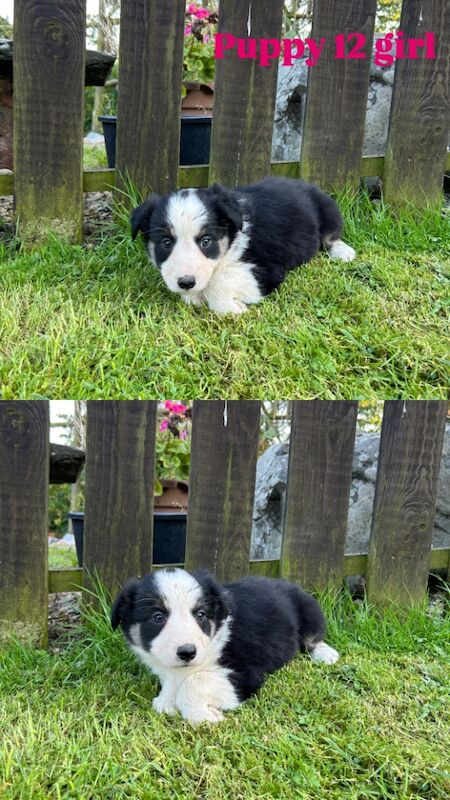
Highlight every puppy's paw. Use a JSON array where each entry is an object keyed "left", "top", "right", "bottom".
[
  {"left": 209, "top": 298, "right": 248, "bottom": 315},
  {"left": 310, "top": 642, "right": 340, "bottom": 665},
  {"left": 152, "top": 694, "right": 177, "bottom": 715},
  {"left": 328, "top": 240, "right": 356, "bottom": 262},
  {"left": 184, "top": 705, "right": 225, "bottom": 724}
]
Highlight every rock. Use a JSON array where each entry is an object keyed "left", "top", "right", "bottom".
[
  {"left": 271, "top": 38, "right": 449, "bottom": 163},
  {"left": 251, "top": 426, "right": 450, "bottom": 560}
]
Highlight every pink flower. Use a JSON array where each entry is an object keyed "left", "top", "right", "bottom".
[
  {"left": 159, "top": 419, "right": 169, "bottom": 432},
  {"left": 187, "top": 3, "right": 198, "bottom": 14},
  {"left": 180, "top": 429, "right": 188, "bottom": 440},
  {"left": 195, "top": 8, "right": 210, "bottom": 18},
  {"left": 164, "top": 400, "right": 188, "bottom": 414},
  {"left": 184, "top": 24, "right": 192, "bottom": 35}
]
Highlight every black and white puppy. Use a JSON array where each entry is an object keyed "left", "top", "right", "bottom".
[
  {"left": 131, "top": 177, "right": 355, "bottom": 314},
  {"left": 111, "top": 568, "right": 339, "bottom": 724}
]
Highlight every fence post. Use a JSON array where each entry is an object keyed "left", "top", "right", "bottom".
[
  {"left": 14, "top": 0, "right": 85, "bottom": 243},
  {"left": 301, "top": 0, "right": 377, "bottom": 190},
  {"left": 384, "top": 0, "right": 450, "bottom": 208},
  {"left": 366, "top": 401, "right": 447, "bottom": 607},
  {"left": 0, "top": 401, "right": 49, "bottom": 647},
  {"left": 209, "top": 0, "right": 285, "bottom": 185},
  {"left": 116, "top": 0, "right": 185, "bottom": 199},
  {"left": 185, "top": 401, "right": 261, "bottom": 582},
  {"left": 83, "top": 401, "right": 157, "bottom": 601},
  {"left": 280, "top": 400, "right": 358, "bottom": 590}
]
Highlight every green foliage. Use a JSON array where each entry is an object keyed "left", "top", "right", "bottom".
[
  {"left": 0, "top": 16, "right": 13, "bottom": 38},
  {"left": 155, "top": 403, "right": 191, "bottom": 493},
  {"left": 48, "top": 484, "right": 72, "bottom": 535},
  {"left": 182, "top": 3, "right": 218, "bottom": 90}
]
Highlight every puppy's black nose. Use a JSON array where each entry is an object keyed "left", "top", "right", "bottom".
[
  {"left": 177, "top": 643, "right": 197, "bottom": 662},
  {"left": 177, "top": 275, "right": 196, "bottom": 290}
]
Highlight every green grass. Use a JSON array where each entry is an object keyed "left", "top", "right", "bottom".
[
  {"left": 0, "top": 192, "right": 448, "bottom": 398},
  {"left": 1, "top": 589, "right": 449, "bottom": 799},
  {"left": 48, "top": 546, "right": 79, "bottom": 569}
]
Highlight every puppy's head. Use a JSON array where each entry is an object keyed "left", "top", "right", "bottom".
[
  {"left": 131, "top": 184, "right": 244, "bottom": 296},
  {"left": 111, "top": 568, "right": 229, "bottom": 670}
]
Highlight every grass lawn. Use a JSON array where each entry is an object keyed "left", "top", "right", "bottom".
[
  {"left": 0, "top": 590, "right": 449, "bottom": 799},
  {"left": 0, "top": 193, "right": 448, "bottom": 398}
]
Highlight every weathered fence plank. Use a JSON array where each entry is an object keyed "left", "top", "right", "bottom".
[
  {"left": 14, "top": 0, "right": 85, "bottom": 243},
  {"left": 83, "top": 401, "right": 157, "bottom": 599},
  {"left": 116, "top": 0, "right": 185, "bottom": 198},
  {"left": 301, "top": 0, "right": 377, "bottom": 190},
  {"left": 209, "top": 0, "right": 285, "bottom": 185},
  {"left": 0, "top": 401, "right": 49, "bottom": 647},
  {"left": 280, "top": 400, "right": 358, "bottom": 590},
  {"left": 185, "top": 401, "right": 261, "bottom": 581},
  {"left": 367, "top": 401, "right": 447, "bottom": 607},
  {"left": 384, "top": 0, "right": 450, "bottom": 207}
]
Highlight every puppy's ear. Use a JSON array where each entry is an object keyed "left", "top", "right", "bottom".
[
  {"left": 209, "top": 183, "right": 243, "bottom": 233},
  {"left": 131, "top": 195, "right": 159, "bottom": 240},
  {"left": 192, "top": 569, "right": 229, "bottom": 620},
  {"left": 111, "top": 578, "right": 140, "bottom": 630}
]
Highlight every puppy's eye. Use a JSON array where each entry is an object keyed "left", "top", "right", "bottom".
[
  {"left": 200, "top": 236, "right": 211, "bottom": 249},
  {"left": 161, "top": 238, "right": 172, "bottom": 249},
  {"left": 195, "top": 609, "right": 206, "bottom": 621},
  {"left": 152, "top": 612, "right": 165, "bottom": 625}
]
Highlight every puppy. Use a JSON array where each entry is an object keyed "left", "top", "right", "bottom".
[
  {"left": 131, "top": 176, "right": 355, "bottom": 314},
  {"left": 111, "top": 568, "right": 339, "bottom": 724}
]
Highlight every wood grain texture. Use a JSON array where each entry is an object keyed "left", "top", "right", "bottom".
[
  {"left": 83, "top": 401, "right": 157, "bottom": 600},
  {"left": 209, "top": 0, "right": 284, "bottom": 185},
  {"left": 301, "top": 0, "right": 377, "bottom": 190},
  {"left": 384, "top": 0, "right": 450, "bottom": 207},
  {"left": 0, "top": 401, "right": 49, "bottom": 646},
  {"left": 367, "top": 401, "right": 448, "bottom": 607},
  {"left": 185, "top": 401, "right": 261, "bottom": 581},
  {"left": 14, "top": 0, "right": 85, "bottom": 242},
  {"left": 116, "top": 0, "right": 185, "bottom": 197},
  {"left": 280, "top": 401, "right": 358, "bottom": 590}
]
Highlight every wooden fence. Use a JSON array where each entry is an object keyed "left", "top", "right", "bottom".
[
  {"left": 0, "top": 400, "right": 448, "bottom": 647},
  {"left": 0, "top": 0, "right": 449, "bottom": 242}
]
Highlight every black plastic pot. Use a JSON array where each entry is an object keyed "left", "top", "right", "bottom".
[
  {"left": 99, "top": 115, "right": 212, "bottom": 168},
  {"left": 67, "top": 511, "right": 186, "bottom": 568}
]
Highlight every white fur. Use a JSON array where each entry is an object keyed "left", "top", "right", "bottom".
[
  {"left": 327, "top": 239, "right": 356, "bottom": 262},
  {"left": 309, "top": 641, "right": 340, "bottom": 665}
]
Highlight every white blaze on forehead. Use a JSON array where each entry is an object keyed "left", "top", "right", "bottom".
[
  {"left": 154, "top": 568, "right": 202, "bottom": 613},
  {"left": 165, "top": 191, "right": 209, "bottom": 241}
]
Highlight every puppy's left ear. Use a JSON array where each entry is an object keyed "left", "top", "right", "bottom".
[
  {"left": 111, "top": 578, "right": 140, "bottom": 630},
  {"left": 209, "top": 183, "right": 243, "bottom": 233},
  {"left": 193, "top": 569, "right": 229, "bottom": 619},
  {"left": 131, "top": 195, "right": 159, "bottom": 240}
]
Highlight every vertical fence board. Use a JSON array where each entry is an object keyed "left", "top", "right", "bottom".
[
  {"left": 83, "top": 401, "right": 157, "bottom": 599},
  {"left": 301, "top": 0, "right": 377, "bottom": 190},
  {"left": 209, "top": 0, "right": 284, "bottom": 185},
  {"left": 384, "top": 1, "right": 450, "bottom": 207},
  {"left": 367, "top": 401, "right": 447, "bottom": 607},
  {"left": 14, "top": 0, "right": 85, "bottom": 243},
  {"left": 116, "top": 0, "right": 185, "bottom": 198},
  {"left": 0, "top": 401, "right": 49, "bottom": 647},
  {"left": 280, "top": 401, "right": 358, "bottom": 590},
  {"left": 185, "top": 401, "right": 261, "bottom": 581}
]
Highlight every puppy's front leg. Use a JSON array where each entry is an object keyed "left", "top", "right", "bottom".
[
  {"left": 152, "top": 676, "right": 177, "bottom": 716},
  {"left": 176, "top": 671, "right": 239, "bottom": 724},
  {"left": 206, "top": 294, "right": 248, "bottom": 315}
]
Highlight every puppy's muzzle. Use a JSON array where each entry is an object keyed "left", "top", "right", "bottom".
[{"left": 177, "top": 275, "right": 196, "bottom": 290}]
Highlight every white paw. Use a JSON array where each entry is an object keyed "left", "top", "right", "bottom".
[
  {"left": 310, "top": 642, "right": 340, "bottom": 665},
  {"left": 209, "top": 298, "right": 248, "bottom": 315},
  {"left": 184, "top": 705, "right": 225, "bottom": 724},
  {"left": 152, "top": 694, "right": 177, "bottom": 715},
  {"left": 328, "top": 240, "right": 356, "bottom": 262}
]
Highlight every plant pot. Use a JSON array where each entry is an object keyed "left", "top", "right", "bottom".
[
  {"left": 181, "top": 82, "right": 214, "bottom": 117},
  {"left": 67, "top": 495, "right": 188, "bottom": 569},
  {"left": 99, "top": 114, "right": 212, "bottom": 168}
]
